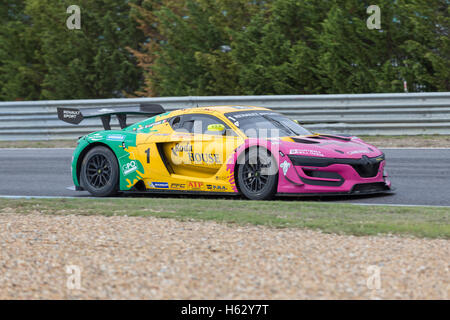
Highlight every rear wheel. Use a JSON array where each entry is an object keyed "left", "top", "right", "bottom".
[
  {"left": 237, "top": 148, "right": 278, "bottom": 200},
  {"left": 80, "top": 146, "right": 119, "bottom": 197}
]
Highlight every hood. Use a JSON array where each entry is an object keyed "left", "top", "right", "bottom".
[{"left": 279, "top": 134, "right": 382, "bottom": 159}]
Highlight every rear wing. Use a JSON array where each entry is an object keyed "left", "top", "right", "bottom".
[{"left": 57, "top": 104, "right": 165, "bottom": 130}]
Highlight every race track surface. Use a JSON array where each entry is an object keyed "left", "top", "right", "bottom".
[{"left": 0, "top": 148, "right": 449, "bottom": 206}]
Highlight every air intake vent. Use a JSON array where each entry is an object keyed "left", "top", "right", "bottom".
[
  {"left": 291, "top": 137, "right": 320, "bottom": 144},
  {"left": 352, "top": 182, "right": 389, "bottom": 193},
  {"left": 351, "top": 161, "right": 381, "bottom": 178}
]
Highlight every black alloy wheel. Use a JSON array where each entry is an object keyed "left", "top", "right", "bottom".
[
  {"left": 86, "top": 154, "right": 112, "bottom": 188},
  {"left": 80, "top": 146, "right": 119, "bottom": 197},
  {"left": 237, "top": 148, "right": 278, "bottom": 200}
]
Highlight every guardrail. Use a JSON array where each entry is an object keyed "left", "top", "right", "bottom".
[{"left": 0, "top": 92, "right": 449, "bottom": 140}]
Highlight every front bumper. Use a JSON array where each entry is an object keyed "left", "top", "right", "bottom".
[
  {"left": 277, "top": 154, "right": 392, "bottom": 195},
  {"left": 277, "top": 182, "right": 393, "bottom": 197}
]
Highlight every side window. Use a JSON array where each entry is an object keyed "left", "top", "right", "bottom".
[
  {"left": 184, "top": 114, "right": 229, "bottom": 134},
  {"left": 169, "top": 115, "right": 191, "bottom": 132},
  {"left": 169, "top": 114, "right": 238, "bottom": 136},
  {"left": 170, "top": 116, "right": 181, "bottom": 129}
]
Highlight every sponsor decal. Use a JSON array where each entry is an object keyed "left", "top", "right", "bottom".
[
  {"left": 149, "top": 182, "right": 169, "bottom": 189},
  {"left": 62, "top": 109, "right": 81, "bottom": 119},
  {"left": 280, "top": 160, "right": 291, "bottom": 176},
  {"left": 170, "top": 183, "right": 186, "bottom": 190},
  {"left": 122, "top": 161, "right": 137, "bottom": 175},
  {"left": 231, "top": 111, "right": 278, "bottom": 119},
  {"left": 88, "top": 133, "right": 103, "bottom": 141},
  {"left": 172, "top": 143, "right": 193, "bottom": 155},
  {"left": 206, "top": 184, "right": 226, "bottom": 191},
  {"left": 189, "top": 152, "right": 221, "bottom": 164},
  {"left": 172, "top": 143, "right": 221, "bottom": 164},
  {"left": 188, "top": 181, "right": 204, "bottom": 190},
  {"left": 289, "top": 149, "right": 324, "bottom": 157},
  {"left": 107, "top": 134, "right": 125, "bottom": 141},
  {"left": 143, "top": 119, "right": 167, "bottom": 129},
  {"left": 347, "top": 150, "right": 369, "bottom": 155}
]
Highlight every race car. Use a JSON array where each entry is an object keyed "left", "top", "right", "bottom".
[{"left": 58, "top": 104, "right": 392, "bottom": 200}]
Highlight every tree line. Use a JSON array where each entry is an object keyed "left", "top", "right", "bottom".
[{"left": 0, "top": 0, "right": 448, "bottom": 101}]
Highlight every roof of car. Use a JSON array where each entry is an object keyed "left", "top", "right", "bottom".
[{"left": 182, "top": 105, "right": 270, "bottom": 114}]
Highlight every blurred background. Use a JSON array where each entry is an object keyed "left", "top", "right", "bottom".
[{"left": 0, "top": 0, "right": 448, "bottom": 101}]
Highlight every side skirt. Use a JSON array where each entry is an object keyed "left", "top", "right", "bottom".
[
  {"left": 122, "top": 189, "right": 239, "bottom": 197},
  {"left": 277, "top": 188, "right": 395, "bottom": 197}
]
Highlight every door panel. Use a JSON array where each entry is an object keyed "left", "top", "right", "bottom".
[
  {"left": 138, "top": 112, "right": 242, "bottom": 184},
  {"left": 163, "top": 137, "right": 221, "bottom": 178}
]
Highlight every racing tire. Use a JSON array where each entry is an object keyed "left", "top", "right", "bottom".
[
  {"left": 236, "top": 148, "right": 278, "bottom": 200},
  {"left": 80, "top": 146, "right": 119, "bottom": 197}
]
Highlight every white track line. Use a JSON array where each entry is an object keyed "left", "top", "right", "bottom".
[
  {"left": 351, "top": 202, "right": 450, "bottom": 209},
  {"left": 0, "top": 148, "right": 74, "bottom": 150},
  {"left": 380, "top": 147, "right": 450, "bottom": 150}
]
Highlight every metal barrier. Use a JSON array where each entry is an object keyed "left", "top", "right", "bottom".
[{"left": 0, "top": 92, "right": 449, "bottom": 140}]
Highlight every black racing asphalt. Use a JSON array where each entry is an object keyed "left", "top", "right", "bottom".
[{"left": 0, "top": 148, "right": 449, "bottom": 206}]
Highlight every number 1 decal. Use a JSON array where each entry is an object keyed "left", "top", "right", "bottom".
[{"left": 145, "top": 148, "right": 150, "bottom": 163}]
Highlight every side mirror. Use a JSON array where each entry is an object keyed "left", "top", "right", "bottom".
[{"left": 207, "top": 123, "right": 226, "bottom": 134}]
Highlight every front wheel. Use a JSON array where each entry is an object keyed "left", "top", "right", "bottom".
[
  {"left": 236, "top": 148, "right": 278, "bottom": 200},
  {"left": 80, "top": 146, "right": 119, "bottom": 197}
]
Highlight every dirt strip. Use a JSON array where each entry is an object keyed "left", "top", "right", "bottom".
[{"left": 0, "top": 212, "right": 448, "bottom": 299}]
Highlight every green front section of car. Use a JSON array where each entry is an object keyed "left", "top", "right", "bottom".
[
  {"left": 71, "top": 130, "right": 143, "bottom": 191},
  {"left": 71, "top": 113, "right": 171, "bottom": 191}
]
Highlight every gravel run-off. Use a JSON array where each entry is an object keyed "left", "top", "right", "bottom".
[{"left": 0, "top": 212, "right": 448, "bottom": 299}]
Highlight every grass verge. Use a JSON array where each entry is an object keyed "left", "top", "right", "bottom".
[
  {"left": 1, "top": 198, "right": 449, "bottom": 239},
  {"left": 360, "top": 135, "right": 450, "bottom": 148}
]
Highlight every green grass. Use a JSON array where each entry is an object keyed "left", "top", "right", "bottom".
[{"left": 1, "top": 197, "right": 449, "bottom": 239}]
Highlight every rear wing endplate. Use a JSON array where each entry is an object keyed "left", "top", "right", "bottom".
[{"left": 57, "top": 104, "right": 165, "bottom": 130}]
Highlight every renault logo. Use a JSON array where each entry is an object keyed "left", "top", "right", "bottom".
[{"left": 361, "top": 155, "right": 371, "bottom": 166}]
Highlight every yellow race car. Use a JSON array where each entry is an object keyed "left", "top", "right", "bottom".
[{"left": 58, "top": 105, "right": 391, "bottom": 200}]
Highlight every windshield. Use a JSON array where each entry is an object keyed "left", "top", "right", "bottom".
[{"left": 225, "top": 111, "right": 311, "bottom": 138}]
